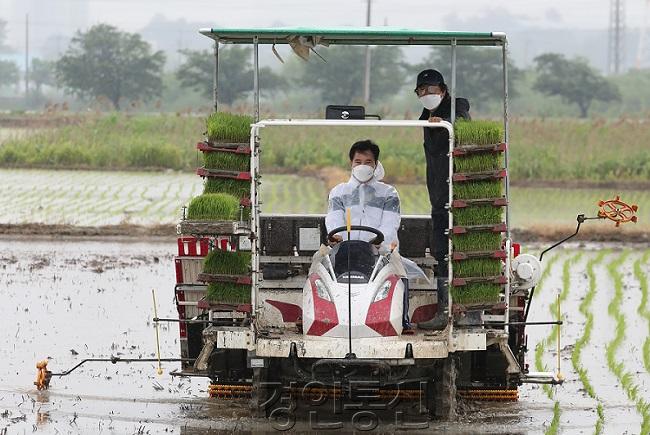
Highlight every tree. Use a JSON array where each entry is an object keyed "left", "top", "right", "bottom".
[
  {"left": 0, "top": 60, "right": 19, "bottom": 88},
  {"left": 55, "top": 24, "right": 165, "bottom": 110},
  {"left": 299, "top": 46, "right": 405, "bottom": 104},
  {"left": 533, "top": 53, "right": 620, "bottom": 118},
  {"left": 411, "top": 46, "right": 520, "bottom": 112},
  {"left": 30, "top": 58, "right": 56, "bottom": 95},
  {"left": 176, "top": 46, "right": 286, "bottom": 105}
]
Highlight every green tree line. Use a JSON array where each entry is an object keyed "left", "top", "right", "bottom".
[{"left": 1, "top": 21, "right": 647, "bottom": 117}]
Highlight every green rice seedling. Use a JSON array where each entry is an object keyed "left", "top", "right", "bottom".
[
  {"left": 453, "top": 180, "right": 502, "bottom": 200},
  {"left": 203, "top": 249, "right": 251, "bottom": 275},
  {"left": 206, "top": 282, "right": 251, "bottom": 304},
  {"left": 571, "top": 252, "right": 607, "bottom": 431},
  {"left": 454, "top": 120, "right": 503, "bottom": 146},
  {"left": 633, "top": 251, "right": 650, "bottom": 372},
  {"left": 545, "top": 401, "right": 561, "bottom": 435},
  {"left": 454, "top": 153, "right": 503, "bottom": 173},
  {"left": 452, "top": 232, "right": 502, "bottom": 252},
  {"left": 606, "top": 252, "right": 650, "bottom": 431},
  {"left": 206, "top": 112, "right": 254, "bottom": 143},
  {"left": 453, "top": 258, "right": 502, "bottom": 278},
  {"left": 204, "top": 178, "right": 251, "bottom": 198},
  {"left": 453, "top": 206, "right": 503, "bottom": 226},
  {"left": 203, "top": 151, "right": 250, "bottom": 172},
  {"left": 450, "top": 282, "right": 501, "bottom": 305},
  {"left": 187, "top": 193, "right": 240, "bottom": 221}
]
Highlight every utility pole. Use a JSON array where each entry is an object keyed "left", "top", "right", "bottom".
[
  {"left": 608, "top": 0, "right": 625, "bottom": 74},
  {"left": 363, "top": 0, "right": 372, "bottom": 106},
  {"left": 635, "top": 0, "right": 650, "bottom": 68},
  {"left": 25, "top": 14, "right": 29, "bottom": 101}
]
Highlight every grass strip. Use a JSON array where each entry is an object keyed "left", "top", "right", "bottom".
[
  {"left": 633, "top": 251, "right": 650, "bottom": 373},
  {"left": 454, "top": 153, "right": 503, "bottom": 173},
  {"left": 450, "top": 282, "right": 501, "bottom": 305},
  {"left": 203, "top": 152, "right": 250, "bottom": 172},
  {"left": 204, "top": 178, "right": 251, "bottom": 198},
  {"left": 453, "top": 258, "right": 502, "bottom": 278},
  {"left": 187, "top": 193, "right": 242, "bottom": 221},
  {"left": 452, "top": 232, "right": 502, "bottom": 252},
  {"left": 453, "top": 180, "right": 502, "bottom": 200},
  {"left": 454, "top": 120, "right": 503, "bottom": 146},
  {"left": 206, "top": 112, "right": 254, "bottom": 143},
  {"left": 453, "top": 205, "right": 503, "bottom": 226},
  {"left": 203, "top": 249, "right": 251, "bottom": 275},
  {"left": 606, "top": 252, "right": 650, "bottom": 434},
  {"left": 206, "top": 282, "right": 251, "bottom": 304},
  {"left": 571, "top": 251, "right": 608, "bottom": 433}
]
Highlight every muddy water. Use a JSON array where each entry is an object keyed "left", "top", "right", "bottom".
[{"left": 0, "top": 239, "right": 646, "bottom": 433}]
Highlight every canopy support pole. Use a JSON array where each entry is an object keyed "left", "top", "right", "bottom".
[
  {"left": 253, "top": 36, "right": 260, "bottom": 122},
  {"left": 450, "top": 39, "right": 457, "bottom": 125},
  {"left": 213, "top": 41, "right": 219, "bottom": 112},
  {"left": 502, "top": 41, "right": 510, "bottom": 241}
]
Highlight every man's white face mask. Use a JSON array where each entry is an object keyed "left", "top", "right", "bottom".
[
  {"left": 352, "top": 164, "right": 375, "bottom": 183},
  {"left": 419, "top": 93, "right": 442, "bottom": 111}
]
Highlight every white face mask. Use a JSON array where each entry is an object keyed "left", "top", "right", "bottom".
[
  {"left": 419, "top": 94, "right": 442, "bottom": 110},
  {"left": 352, "top": 164, "right": 375, "bottom": 183}
]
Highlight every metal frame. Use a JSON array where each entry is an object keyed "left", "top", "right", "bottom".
[{"left": 249, "top": 119, "right": 454, "bottom": 344}]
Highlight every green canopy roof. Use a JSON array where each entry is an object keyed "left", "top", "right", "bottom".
[{"left": 199, "top": 27, "right": 506, "bottom": 46}]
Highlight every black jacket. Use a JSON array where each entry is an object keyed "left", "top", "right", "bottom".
[{"left": 419, "top": 95, "right": 471, "bottom": 155}]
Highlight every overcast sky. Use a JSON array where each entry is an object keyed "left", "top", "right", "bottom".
[{"left": 2, "top": 0, "right": 648, "bottom": 48}]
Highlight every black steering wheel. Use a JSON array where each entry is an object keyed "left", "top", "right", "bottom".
[{"left": 327, "top": 225, "right": 384, "bottom": 245}]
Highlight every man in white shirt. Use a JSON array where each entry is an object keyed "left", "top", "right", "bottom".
[
  {"left": 325, "top": 140, "right": 400, "bottom": 250},
  {"left": 325, "top": 140, "right": 411, "bottom": 328}
]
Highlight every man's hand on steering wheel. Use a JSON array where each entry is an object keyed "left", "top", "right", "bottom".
[{"left": 328, "top": 234, "right": 343, "bottom": 246}]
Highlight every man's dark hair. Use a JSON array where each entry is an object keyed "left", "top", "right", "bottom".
[{"left": 349, "top": 139, "right": 380, "bottom": 162}]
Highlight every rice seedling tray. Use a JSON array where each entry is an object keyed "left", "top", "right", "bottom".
[
  {"left": 452, "top": 142, "right": 507, "bottom": 157},
  {"left": 452, "top": 197, "right": 507, "bottom": 208},
  {"left": 196, "top": 299, "right": 252, "bottom": 313},
  {"left": 452, "top": 169, "right": 507, "bottom": 182},
  {"left": 199, "top": 141, "right": 250, "bottom": 151},
  {"left": 179, "top": 220, "right": 251, "bottom": 236},
  {"left": 197, "top": 273, "right": 252, "bottom": 285},
  {"left": 452, "top": 223, "right": 507, "bottom": 234},
  {"left": 452, "top": 250, "right": 507, "bottom": 260},
  {"left": 452, "top": 275, "right": 507, "bottom": 286},
  {"left": 196, "top": 167, "right": 252, "bottom": 180}
]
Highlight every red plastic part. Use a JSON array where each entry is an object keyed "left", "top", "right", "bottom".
[
  {"left": 196, "top": 167, "right": 252, "bottom": 180},
  {"left": 177, "top": 237, "right": 210, "bottom": 256},
  {"left": 197, "top": 142, "right": 251, "bottom": 154},
  {"left": 266, "top": 300, "right": 303, "bottom": 322},
  {"left": 306, "top": 274, "right": 339, "bottom": 336},
  {"left": 513, "top": 243, "right": 521, "bottom": 258},
  {"left": 176, "top": 290, "right": 187, "bottom": 338},
  {"left": 365, "top": 275, "right": 400, "bottom": 337}
]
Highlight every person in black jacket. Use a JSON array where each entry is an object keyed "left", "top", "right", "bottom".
[{"left": 414, "top": 69, "right": 471, "bottom": 330}]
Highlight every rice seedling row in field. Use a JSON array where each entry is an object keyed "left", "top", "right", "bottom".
[
  {"left": 605, "top": 252, "right": 650, "bottom": 434},
  {"left": 545, "top": 401, "right": 561, "bottom": 435},
  {"left": 571, "top": 251, "right": 608, "bottom": 434},
  {"left": 633, "top": 251, "right": 650, "bottom": 373},
  {"left": 532, "top": 253, "right": 561, "bottom": 400}
]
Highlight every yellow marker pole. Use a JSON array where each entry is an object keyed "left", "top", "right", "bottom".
[
  {"left": 556, "top": 290, "right": 564, "bottom": 381},
  {"left": 346, "top": 208, "right": 351, "bottom": 236},
  {"left": 152, "top": 289, "right": 163, "bottom": 376},
  {"left": 345, "top": 208, "right": 353, "bottom": 357}
]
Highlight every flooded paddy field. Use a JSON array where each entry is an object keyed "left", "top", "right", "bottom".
[{"left": 0, "top": 238, "right": 648, "bottom": 434}]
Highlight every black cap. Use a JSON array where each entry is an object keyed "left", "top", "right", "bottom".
[{"left": 416, "top": 69, "right": 445, "bottom": 89}]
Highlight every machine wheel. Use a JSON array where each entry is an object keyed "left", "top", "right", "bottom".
[{"left": 434, "top": 355, "right": 457, "bottom": 420}]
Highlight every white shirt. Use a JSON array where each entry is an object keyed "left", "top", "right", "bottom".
[{"left": 325, "top": 176, "right": 401, "bottom": 249}]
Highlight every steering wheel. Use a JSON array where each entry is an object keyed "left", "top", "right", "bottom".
[{"left": 327, "top": 225, "right": 384, "bottom": 245}]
